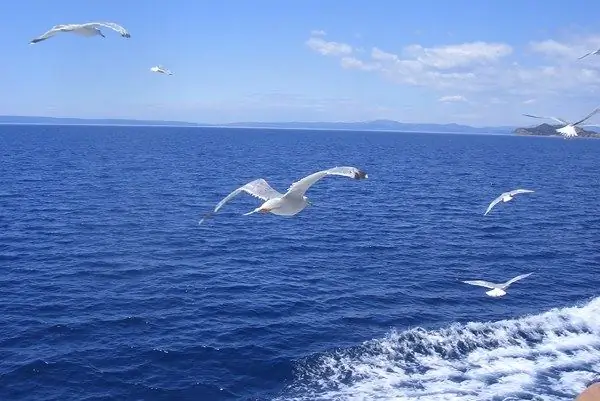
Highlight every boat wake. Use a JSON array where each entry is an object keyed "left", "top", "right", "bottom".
[{"left": 276, "top": 297, "right": 600, "bottom": 401}]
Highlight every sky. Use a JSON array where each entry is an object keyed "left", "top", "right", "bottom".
[{"left": 3, "top": 0, "right": 600, "bottom": 126}]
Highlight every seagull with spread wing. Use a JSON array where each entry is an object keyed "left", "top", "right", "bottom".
[
  {"left": 462, "top": 273, "right": 533, "bottom": 297},
  {"left": 484, "top": 189, "right": 534, "bottom": 216},
  {"left": 150, "top": 65, "right": 173, "bottom": 75},
  {"left": 29, "top": 22, "right": 131, "bottom": 44},
  {"left": 523, "top": 107, "right": 600, "bottom": 138},
  {"left": 199, "top": 166, "right": 368, "bottom": 224}
]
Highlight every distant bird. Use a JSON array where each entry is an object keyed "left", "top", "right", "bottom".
[
  {"left": 29, "top": 22, "right": 130, "bottom": 44},
  {"left": 150, "top": 65, "right": 173, "bottom": 75},
  {"left": 523, "top": 107, "right": 600, "bottom": 138},
  {"left": 199, "top": 166, "right": 368, "bottom": 224},
  {"left": 484, "top": 189, "right": 534, "bottom": 216},
  {"left": 462, "top": 273, "right": 533, "bottom": 297},
  {"left": 578, "top": 48, "right": 600, "bottom": 60}
]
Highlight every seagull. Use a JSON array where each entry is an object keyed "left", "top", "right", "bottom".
[
  {"left": 199, "top": 166, "right": 368, "bottom": 224},
  {"left": 484, "top": 189, "right": 534, "bottom": 216},
  {"left": 578, "top": 48, "right": 600, "bottom": 60},
  {"left": 150, "top": 65, "right": 173, "bottom": 75},
  {"left": 29, "top": 22, "right": 130, "bottom": 44},
  {"left": 523, "top": 107, "right": 600, "bottom": 138},
  {"left": 462, "top": 273, "right": 533, "bottom": 297}
]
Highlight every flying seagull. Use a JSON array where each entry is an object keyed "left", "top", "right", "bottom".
[
  {"left": 578, "top": 48, "right": 600, "bottom": 60},
  {"left": 523, "top": 107, "right": 600, "bottom": 138},
  {"left": 150, "top": 65, "right": 173, "bottom": 75},
  {"left": 199, "top": 166, "right": 368, "bottom": 224},
  {"left": 484, "top": 189, "right": 534, "bottom": 216},
  {"left": 30, "top": 22, "right": 131, "bottom": 44},
  {"left": 462, "top": 273, "right": 533, "bottom": 297}
]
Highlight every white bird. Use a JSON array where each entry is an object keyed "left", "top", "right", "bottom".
[
  {"left": 199, "top": 166, "right": 368, "bottom": 224},
  {"left": 462, "top": 273, "right": 533, "bottom": 297},
  {"left": 150, "top": 65, "right": 173, "bottom": 75},
  {"left": 523, "top": 107, "right": 600, "bottom": 139},
  {"left": 578, "top": 48, "right": 600, "bottom": 60},
  {"left": 484, "top": 189, "right": 534, "bottom": 216},
  {"left": 29, "top": 22, "right": 131, "bottom": 44}
]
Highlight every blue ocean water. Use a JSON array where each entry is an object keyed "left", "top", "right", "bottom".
[{"left": 0, "top": 125, "right": 599, "bottom": 401}]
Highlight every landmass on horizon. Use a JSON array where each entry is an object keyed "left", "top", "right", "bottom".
[
  {"left": 515, "top": 123, "right": 600, "bottom": 138},
  {"left": 0, "top": 115, "right": 516, "bottom": 134},
  {"left": 2, "top": 115, "right": 599, "bottom": 137}
]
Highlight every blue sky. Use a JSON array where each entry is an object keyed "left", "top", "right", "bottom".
[{"left": 2, "top": 0, "right": 600, "bottom": 126}]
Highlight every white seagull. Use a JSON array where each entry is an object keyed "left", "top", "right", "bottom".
[
  {"left": 578, "top": 48, "right": 600, "bottom": 60},
  {"left": 523, "top": 107, "right": 600, "bottom": 138},
  {"left": 462, "top": 273, "right": 533, "bottom": 297},
  {"left": 199, "top": 166, "right": 368, "bottom": 224},
  {"left": 150, "top": 65, "right": 173, "bottom": 75},
  {"left": 484, "top": 189, "right": 534, "bottom": 216},
  {"left": 29, "top": 22, "right": 131, "bottom": 44}
]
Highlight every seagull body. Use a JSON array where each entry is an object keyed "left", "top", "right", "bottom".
[
  {"left": 523, "top": 107, "right": 600, "bottom": 139},
  {"left": 484, "top": 189, "right": 534, "bottom": 216},
  {"left": 199, "top": 166, "right": 368, "bottom": 224},
  {"left": 150, "top": 65, "right": 173, "bottom": 75},
  {"left": 578, "top": 48, "right": 600, "bottom": 60},
  {"left": 30, "top": 22, "right": 130, "bottom": 44},
  {"left": 462, "top": 273, "right": 533, "bottom": 297}
]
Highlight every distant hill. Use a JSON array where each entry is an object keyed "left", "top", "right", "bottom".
[
  {"left": 0, "top": 115, "right": 516, "bottom": 133},
  {"left": 221, "top": 119, "right": 515, "bottom": 134},
  {"left": 514, "top": 123, "right": 600, "bottom": 138},
  {"left": 0, "top": 115, "right": 200, "bottom": 127}
]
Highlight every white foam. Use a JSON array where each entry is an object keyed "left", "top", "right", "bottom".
[{"left": 276, "top": 297, "right": 600, "bottom": 401}]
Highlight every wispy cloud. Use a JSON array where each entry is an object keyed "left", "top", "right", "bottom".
[
  {"left": 310, "top": 29, "right": 327, "bottom": 37},
  {"left": 438, "top": 95, "right": 468, "bottom": 103},
  {"left": 305, "top": 36, "right": 353, "bottom": 56},
  {"left": 523, "top": 98, "right": 536, "bottom": 104},
  {"left": 305, "top": 31, "right": 600, "bottom": 100},
  {"left": 530, "top": 36, "right": 600, "bottom": 60}
]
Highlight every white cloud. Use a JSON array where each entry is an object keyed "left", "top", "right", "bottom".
[
  {"left": 310, "top": 29, "right": 327, "bottom": 37},
  {"left": 438, "top": 95, "right": 468, "bottom": 103},
  {"left": 403, "top": 41, "right": 513, "bottom": 69},
  {"left": 523, "top": 98, "right": 536, "bottom": 104},
  {"left": 340, "top": 56, "right": 378, "bottom": 71},
  {"left": 529, "top": 40, "right": 575, "bottom": 59},
  {"left": 530, "top": 36, "right": 600, "bottom": 60},
  {"left": 306, "top": 32, "right": 600, "bottom": 98},
  {"left": 305, "top": 37, "right": 352, "bottom": 56}
]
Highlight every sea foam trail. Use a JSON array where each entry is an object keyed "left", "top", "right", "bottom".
[{"left": 276, "top": 297, "right": 600, "bottom": 401}]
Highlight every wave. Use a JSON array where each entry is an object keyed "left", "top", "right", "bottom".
[{"left": 276, "top": 297, "right": 600, "bottom": 401}]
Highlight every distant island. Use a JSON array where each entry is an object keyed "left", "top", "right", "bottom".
[
  {"left": 515, "top": 123, "right": 600, "bottom": 138},
  {"left": 0, "top": 115, "right": 517, "bottom": 134}
]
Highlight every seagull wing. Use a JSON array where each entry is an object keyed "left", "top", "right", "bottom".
[
  {"left": 199, "top": 179, "right": 283, "bottom": 224},
  {"left": 285, "top": 166, "right": 368, "bottom": 197},
  {"left": 578, "top": 51, "right": 595, "bottom": 60},
  {"left": 573, "top": 107, "right": 600, "bottom": 125},
  {"left": 83, "top": 22, "right": 131, "bottom": 37},
  {"left": 29, "top": 25, "right": 68, "bottom": 44},
  {"left": 523, "top": 114, "right": 569, "bottom": 125},
  {"left": 508, "top": 189, "right": 534, "bottom": 196},
  {"left": 462, "top": 280, "right": 498, "bottom": 290},
  {"left": 484, "top": 193, "right": 505, "bottom": 216},
  {"left": 501, "top": 273, "right": 532, "bottom": 289}
]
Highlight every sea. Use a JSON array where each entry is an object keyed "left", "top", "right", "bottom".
[{"left": 0, "top": 124, "right": 598, "bottom": 401}]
